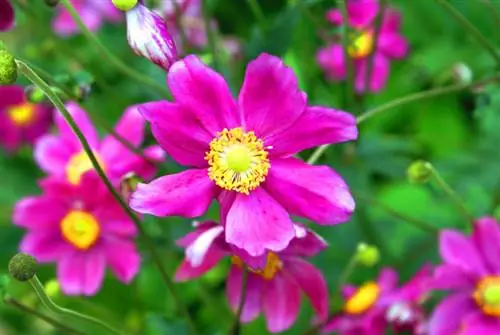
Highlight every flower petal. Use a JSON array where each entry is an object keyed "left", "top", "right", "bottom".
[
  {"left": 57, "top": 251, "right": 106, "bottom": 296},
  {"left": 347, "top": 0, "right": 379, "bottom": 28},
  {"left": 225, "top": 188, "right": 295, "bottom": 256},
  {"left": 176, "top": 221, "right": 220, "bottom": 248},
  {"left": 432, "top": 264, "right": 476, "bottom": 290},
  {"left": 439, "top": 230, "right": 487, "bottom": 276},
  {"left": 34, "top": 135, "right": 76, "bottom": 176},
  {"left": 0, "top": 86, "right": 24, "bottom": 109},
  {"left": 378, "top": 32, "right": 409, "bottom": 59},
  {"left": 186, "top": 226, "right": 224, "bottom": 267},
  {"left": 317, "top": 45, "right": 346, "bottom": 81},
  {"left": 326, "top": 9, "right": 343, "bottom": 25},
  {"left": 378, "top": 268, "right": 399, "bottom": 292},
  {"left": 472, "top": 217, "right": 500, "bottom": 273},
  {"left": 54, "top": 102, "right": 99, "bottom": 150},
  {"left": 0, "top": 0, "right": 14, "bottom": 31},
  {"left": 354, "top": 54, "right": 390, "bottom": 93},
  {"left": 20, "top": 231, "right": 72, "bottom": 262},
  {"left": 175, "top": 249, "right": 225, "bottom": 282},
  {"left": 428, "top": 293, "right": 476, "bottom": 335},
  {"left": 265, "top": 158, "right": 355, "bottom": 225},
  {"left": 226, "top": 266, "right": 263, "bottom": 322},
  {"left": 13, "top": 196, "right": 67, "bottom": 229},
  {"left": 103, "top": 238, "right": 140, "bottom": 283},
  {"left": 130, "top": 169, "right": 216, "bottom": 218},
  {"left": 283, "top": 228, "right": 328, "bottom": 257}
]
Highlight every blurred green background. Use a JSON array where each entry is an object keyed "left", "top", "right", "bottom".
[{"left": 1, "top": 0, "right": 500, "bottom": 334}]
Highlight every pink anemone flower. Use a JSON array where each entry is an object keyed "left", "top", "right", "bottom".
[
  {"left": 14, "top": 172, "right": 140, "bottom": 296},
  {"left": 34, "top": 102, "right": 163, "bottom": 186},
  {"left": 429, "top": 217, "right": 500, "bottom": 334},
  {"left": 0, "top": 86, "right": 53, "bottom": 152},
  {"left": 130, "top": 53, "right": 357, "bottom": 257},
  {"left": 316, "top": 0, "right": 409, "bottom": 93},
  {"left": 0, "top": 0, "right": 14, "bottom": 31},
  {"left": 175, "top": 221, "right": 330, "bottom": 333}
]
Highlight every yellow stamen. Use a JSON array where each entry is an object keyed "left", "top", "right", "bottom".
[
  {"left": 60, "top": 211, "right": 100, "bottom": 250},
  {"left": 348, "top": 31, "right": 374, "bottom": 59},
  {"left": 473, "top": 276, "right": 500, "bottom": 317},
  {"left": 231, "top": 252, "right": 283, "bottom": 280},
  {"left": 7, "top": 103, "right": 36, "bottom": 126},
  {"left": 66, "top": 151, "right": 106, "bottom": 185},
  {"left": 344, "top": 281, "right": 380, "bottom": 315},
  {"left": 205, "top": 128, "right": 270, "bottom": 194}
]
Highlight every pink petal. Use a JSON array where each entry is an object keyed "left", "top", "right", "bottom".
[
  {"left": 130, "top": 169, "right": 217, "bottom": 218},
  {"left": 377, "top": 268, "right": 399, "bottom": 292},
  {"left": 20, "top": 231, "right": 71, "bottom": 262},
  {"left": 266, "top": 106, "right": 358, "bottom": 158},
  {"left": 378, "top": 32, "right": 409, "bottom": 59},
  {"left": 226, "top": 266, "right": 263, "bottom": 322},
  {"left": 34, "top": 135, "right": 76, "bottom": 176},
  {"left": 472, "top": 217, "right": 500, "bottom": 273},
  {"left": 283, "top": 228, "right": 328, "bottom": 257},
  {"left": 432, "top": 264, "right": 476, "bottom": 290},
  {"left": 176, "top": 221, "right": 220, "bottom": 248},
  {"left": 0, "top": 86, "right": 24, "bottom": 108},
  {"left": 428, "top": 293, "right": 476, "bottom": 335},
  {"left": 326, "top": 9, "right": 343, "bottom": 25},
  {"left": 440, "top": 230, "right": 487, "bottom": 276},
  {"left": 354, "top": 54, "right": 390, "bottom": 93},
  {"left": 168, "top": 55, "right": 240, "bottom": 135},
  {"left": 0, "top": 0, "right": 14, "bottom": 31},
  {"left": 262, "top": 272, "right": 302, "bottom": 333},
  {"left": 175, "top": 248, "right": 225, "bottom": 282},
  {"left": 57, "top": 251, "right": 106, "bottom": 296},
  {"left": 103, "top": 238, "right": 140, "bottom": 283},
  {"left": 13, "top": 196, "right": 67, "bottom": 229},
  {"left": 225, "top": 188, "right": 295, "bottom": 256},
  {"left": 381, "top": 8, "right": 402, "bottom": 33},
  {"left": 316, "top": 45, "right": 346, "bottom": 81},
  {"left": 462, "top": 311, "right": 500, "bottom": 334},
  {"left": 53, "top": 5, "right": 101, "bottom": 36},
  {"left": 347, "top": 0, "right": 379, "bottom": 29},
  {"left": 186, "top": 226, "right": 224, "bottom": 267},
  {"left": 264, "top": 158, "right": 355, "bottom": 225},
  {"left": 54, "top": 102, "right": 99, "bottom": 150},
  {"left": 238, "top": 53, "right": 306, "bottom": 139}
]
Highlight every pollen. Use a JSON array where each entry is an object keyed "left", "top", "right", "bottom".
[
  {"left": 205, "top": 127, "right": 270, "bottom": 194},
  {"left": 60, "top": 211, "right": 100, "bottom": 250},
  {"left": 348, "top": 30, "right": 374, "bottom": 59},
  {"left": 344, "top": 281, "right": 380, "bottom": 315},
  {"left": 66, "top": 151, "right": 106, "bottom": 185},
  {"left": 232, "top": 252, "right": 283, "bottom": 280},
  {"left": 473, "top": 276, "right": 500, "bottom": 317},
  {"left": 7, "top": 103, "right": 36, "bottom": 126}
]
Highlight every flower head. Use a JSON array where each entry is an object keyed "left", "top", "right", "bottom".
[
  {"left": 0, "top": 0, "right": 14, "bottom": 32},
  {"left": 317, "top": 0, "right": 409, "bottom": 93},
  {"left": 0, "top": 86, "right": 53, "bottom": 152},
  {"left": 130, "top": 53, "right": 357, "bottom": 257},
  {"left": 34, "top": 102, "right": 164, "bottom": 185},
  {"left": 175, "top": 222, "right": 330, "bottom": 333},
  {"left": 13, "top": 172, "right": 140, "bottom": 295}
]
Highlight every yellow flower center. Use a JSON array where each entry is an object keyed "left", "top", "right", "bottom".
[
  {"left": 66, "top": 151, "right": 106, "bottom": 185},
  {"left": 205, "top": 127, "right": 270, "bottom": 195},
  {"left": 344, "top": 281, "right": 381, "bottom": 315},
  {"left": 60, "top": 211, "right": 100, "bottom": 250},
  {"left": 348, "top": 31, "right": 374, "bottom": 59},
  {"left": 473, "top": 276, "right": 500, "bottom": 317},
  {"left": 7, "top": 103, "right": 36, "bottom": 126},
  {"left": 232, "top": 252, "right": 283, "bottom": 280}
]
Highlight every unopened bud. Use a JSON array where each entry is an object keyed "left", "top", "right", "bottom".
[
  {"left": 8, "top": 253, "right": 38, "bottom": 282},
  {"left": 451, "top": 62, "right": 473, "bottom": 85},
  {"left": 407, "top": 160, "right": 433, "bottom": 184},
  {"left": 112, "top": 0, "right": 138, "bottom": 11},
  {"left": 73, "top": 84, "right": 92, "bottom": 102},
  {"left": 356, "top": 243, "right": 379, "bottom": 267},
  {"left": 120, "top": 173, "right": 142, "bottom": 202},
  {"left": 25, "top": 86, "right": 46, "bottom": 103},
  {"left": 0, "top": 44, "right": 17, "bottom": 85},
  {"left": 44, "top": 279, "right": 61, "bottom": 298},
  {"left": 44, "top": 0, "right": 60, "bottom": 7}
]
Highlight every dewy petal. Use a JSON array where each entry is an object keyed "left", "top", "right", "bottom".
[
  {"left": 428, "top": 293, "right": 476, "bottom": 335},
  {"left": 227, "top": 266, "right": 263, "bottom": 322},
  {"left": 225, "top": 187, "right": 295, "bottom": 257},
  {"left": 265, "top": 158, "right": 355, "bottom": 225},
  {"left": 432, "top": 264, "right": 476, "bottom": 290},
  {"left": 54, "top": 102, "right": 100, "bottom": 150},
  {"left": 13, "top": 196, "right": 67, "bottom": 229},
  {"left": 239, "top": 53, "right": 306, "bottom": 139},
  {"left": 168, "top": 55, "right": 240, "bottom": 135},
  {"left": 34, "top": 135, "right": 76, "bottom": 176},
  {"left": 57, "top": 251, "right": 106, "bottom": 296},
  {"left": 472, "top": 217, "right": 500, "bottom": 273},
  {"left": 103, "top": 238, "right": 140, "bottom": 283},
  {"left": 0, "top": 0, "right": 15, "bottom": 32},
  {"left": 130, "top": 169, "right": 217, "bottom": 218},
  {"left": 186, "top": 226, "right": 224, "bottom": 267},
  {"left": 126, "top": 3, "right": 178, "bottom": 70},
  {"left": 316, "top": 45, "right": 346, "bottom": 81},
  {"left": 266, "top": 106, "right": 358, "bottom": 158},
  {"left": 439, "top": 230, "right": 487, "bottom": 276}
]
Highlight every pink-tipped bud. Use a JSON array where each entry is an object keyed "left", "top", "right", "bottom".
[{"left": 126, "top": 2, "right": 178, "bottom": 71}]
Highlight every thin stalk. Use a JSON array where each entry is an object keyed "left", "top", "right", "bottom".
[
  {"left": 59, "top": 0, "right": 171, "bottom": 97},
  {"left": 172, "top": 0, "right": 191, "bottom": 52},
  {"left": 231, "top": 267, "right": 249, "bottom": 335},
  {"left": 201, "top": 0, "right": 221, "bottom": 72},
  {"left": 16, "top": 60, "right": 198, "bottom": 335},
  {"left": 246, "top": 0, "right": 266, "bottom": 30},
  {"left": 435, "top": 0, "right": 500, "bottom": 67},
  {"left": 338, "top": 0, "right": 355, "bottom": 108},
  {"left": 481, "top": 0, "right": 500, "bottom": 32}
]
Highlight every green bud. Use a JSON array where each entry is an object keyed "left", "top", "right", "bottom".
[
  {"left": 44, "top": 279, "right": 61, "bottom": 299},
  {"left": 452, "top": 62, "right": 473, "bottom": 85},
  {"left": 112, "top": 0, "right": 138, "bottom": 11},
  {"left": 44, "top": 0, "right": 60, "bottom": 7},
  {"left": 407, "top": 160, "right": 433, "bottom": 184},
  {"left": 25, "top": 86, "right": 46, "bottom": 103},
  {"left": 356, "top": 243, "right": 380, "bottom": 267},
  {"left": 8, "top": 253, "right": 38, "bottom": 282},
  {"left": 0, "top": 47, "right": 17, "bottom": 85}
]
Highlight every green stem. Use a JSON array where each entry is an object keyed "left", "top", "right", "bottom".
[
  {"left": 28, "top": 276, "right": 122, "bottom": 335},
  {"left": 481, "top": 0, "right": 500, "bottom": 34},
  {"left": 246, "top": 0, "right": 267, "bottom": 30},
  {"left": 435, "top": 0, "right": 500, "bottom": 67},
  {"left": 338, "top": 0, "right": 355, "bottom": 109},
  {"left": 59, "top": 0, "right": 171, "bottom": 97},
  {"left": 16, "top": 60, "right": 198, "bottom": 335},
  {"left": 230, "top": 267, "right": 249, "bottom": 335},
  {"left": 202, "top": 0, "right": 221, "bottom": 72}
]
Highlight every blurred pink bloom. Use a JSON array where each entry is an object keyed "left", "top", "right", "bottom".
[
  {"left": 14, "top": 172, "right": 140, "bottom": 296},
  {"left": 0, "top": 0, "right": 14, "bottom": 31},
  {"left": 175, "top": 221, "right": 330, "bottom": 333},
  {"left": 317, "top": 0, "right": 409, "bottom": 93},
  {"left": 34, "top": 102, "right": 164, "bottom": 185},
  {"left": 130, "top": 53, "right": 357, "bottom": 257},
  {"left": 0, "top": 86, "right": 53, "bottom": 152},
  {"left": 53, "top": 0, "right": 122, "bottom": 36},
  {"left": 429, "top": 217, "right": 500, "bottom": 335}
]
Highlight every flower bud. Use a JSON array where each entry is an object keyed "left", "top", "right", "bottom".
[
  {"left": 356, "top": 243, "right": 380, "bottom": 267},
  {"left": 44, "top": 0, "right": 60, "bottom": 7},
  {"left": 0, "top": 45, "right": 17, "bottom": 85},
  {"left": 112, "top": 0, "right": 138, "bottom": 11},
  {"left": 25, "top": 85, "right": 46, "bottom": 103},
  {"left": 126, "top": 2, "right": 178, "bottom": 71},
  {"left": 8, "top": 253, "right": 38, "bottom": 282},
  {"left": 44, "top": 279, "right": 61, "bottom": 299},
  {"left": 407, "top": 160, "right": 433, "bottom": 184},
  {"left": 451, "top": 62, "right": 473, "bottom": 85}
]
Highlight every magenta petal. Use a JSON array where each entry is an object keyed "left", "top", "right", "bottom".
[
  {"left": 103, "top": 239, "right": 140, "bottom": 283},
  {"left": 377, "top": 268, "right": 399, "bottom": 292},
  {"left": 316, "top": 45, "right": 346, "bottom": 81},
  {"left": 262, "top": 272, "right": 301, "bottom": 333},
  {"left": 34, "top": 135, "right": 75, "bottom": 176},
  {"left": 440, "top": 230, "right": 487, "bottom": 276},
  {"left": 225, "top": 188, "right": 295, "bottom": 256},
  {"left": 347, "top": 0, "right": 379, "bottom": 28},
  {"left": 355, "top": 54, "right": 390, "bottom": 93},
  {"left": 473, "top": 217, "right": 500, "bottom": 273},
  {"left": 226, "top": 266, "right": 263, "bottom": 322},
  {"left": 433, "top": 264, "right": 476, "bottom": 290},
  {"left": 0, "top": 0, "right": 14, "bottom": 31},
  {"left": 130, "top": 169, "right": 216, "bottom": 218},
  {"left": 429, "top": 293, "right": 476, "bottom": 335},
  {"left": 462, "top": 311, "right": 500, "bottom": 334},
  {"left": 20, "top": 232, "right": 71, "bottom": 262},
  {"left": 168, "top": 55, "right": 239, "bottom": 134},
  {"left": 175, "top": 249, "right": 225, "bottom": 282},
  {"left": 265, "top": 158, "right": 355, "bottom": 225},
  {"left": 326, "top": 9, "right": 343, "bottom": 25},
  {"left": 185, "top": 226, "right": 224, "bottom": 267},
  {"left": 58, "top": 251, "right": 106, "bottom": 296},
  {"left": 283, "top": 228, "right": 328, "bottom": 257},
  {"left": 378, "top": 32, "right": 409, "bottom": 59},
  {"left": 381, "top": 8, "right": 402, "bottom": 33},
  {"left": 0, "top": 86, "right": 24, "bottom": 109},
  {"left": 239, "top": 53, "right": 306, "bottom": 138},
  {"left": 14, "top": 196, "right": 67, "bottom": 229},
  {"left": 55, "top": 102, "right": 99, "bottom": 150},
  {"left": 285, "top": 258, "right": 329, "bottom": 321},
  {"left": 267, "top": 106, "right": 358, "bottom": 157},
  {"left": 176, "top": 221, "right": 220, "bottom": 248}
]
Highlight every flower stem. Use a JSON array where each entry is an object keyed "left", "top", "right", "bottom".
[
  {"left": 230, "top": 267, "right": 249, "bottom": 335},
  {"left": 28, "top": 276, "right": 122, "bottom": 335},
  {"left": 16, "top": 60, "right": 198, "bottom": 335},
  {"left": 58, "top": 0, "right": 171, "bottom": 97},
  {"left": 202, "top": 0, "right": 221, "bottom": 72},
  {"left": 338, "top": 0, "right": 355, "bottom": 108}
]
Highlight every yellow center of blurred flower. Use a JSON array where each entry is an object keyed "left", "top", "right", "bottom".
[
  {"left": 61, "top": 211, "right": 100, "bottom": 250},
  {"left": 7, "top": 103, "right": 36, "bottom": 126},
  {"left": 231, "top": 252, "right": 283, "bottom": 280},
  {"left": 474, "top": 276, "right": 500, "bottom": 317},
  {"left": 348, "top": 31, "right": 374, "bottom": 59},
  {"left": 206, "top": 127, "right": 270, "bottom": 194},
  {"left": 344, "top": 281, "right": 381, "bottom": 315},
  {"left": 66, "top": 151, "right": 106, "bottom": 185}
]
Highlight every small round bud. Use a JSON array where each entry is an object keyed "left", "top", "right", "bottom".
[
  {"left": 24, "top": 86, "right": 46, "bottom": 103},
  {"left": 407, "top": 160, "right": 433, "bottom": 184},
  {"left": 0, "top": 48, "right": 17, "bottom": 85},
  {"left": 451, "top": 62, "right": 473, "bottom": 85},
  {"left": 356, "top": 243, "right": 380, "bottom": 267},
  {"left": 44, "top": 0, "right": 60, "bottom": 7},
  {"left": 112, "top": 0, "right": 138, "bottom": 11},
  {"left": 8, "top": 253, "right": 38, "bottom": 282},
  {"left": 44, "top": 279, "right": 61, "bottom": 298}
]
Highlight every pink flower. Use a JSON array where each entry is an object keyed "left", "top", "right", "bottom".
[
  {"left": 13, "top": 172, "right": 140, "bottom": 295},
  {"left": 0, "top": 86, "right": 53, "bottom": 152},
  {"left": 34, "top": 102, "right": 164, "bottom": 186},
  {"left": 174, "top": 222, "right": 330, "bottom": 333},
  {"left": 130, "top": 53, "right": 357, "bottom": 257},
  {"left": 53, "top": 0, "right": 122, "bottom": 36},
  {"left": 317, "top": 0, "right": 409, "bottom": 93},
  {"left": 429, "top": 217, "right": 500, "bottom": 334},
  {"left": 0, "top": 0, "right": 14, "bottom": 31}
]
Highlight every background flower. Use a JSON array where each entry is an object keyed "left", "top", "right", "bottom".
[{"left": 0, "top": 0, "right": 14, "bottom": 32}]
